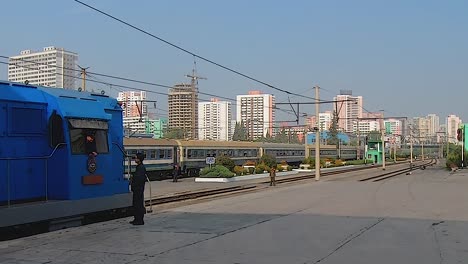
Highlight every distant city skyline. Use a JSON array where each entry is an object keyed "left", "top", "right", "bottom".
[{"left": 1, "top": 1, "right": 467, "bottom": 122}]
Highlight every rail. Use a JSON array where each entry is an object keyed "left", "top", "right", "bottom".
[{"left": 0, "top": 143, "right": 66, "bottom": 207}]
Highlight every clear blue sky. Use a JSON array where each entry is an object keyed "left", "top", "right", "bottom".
[{"left": 1, "top": 0, "right": 467, "bottom": 123}]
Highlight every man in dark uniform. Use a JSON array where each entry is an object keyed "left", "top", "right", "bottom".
[
  {"left": 85, "top": 133, "right": 97, "bottom": 156},
  {"left": 269, "top": 167, "right": 276, "bottom": 186},
  {"left": 173, "top": 164, "right": 180, "bottom": 182},
  {"left": 130, "top": 153, "right": 146, "bottom": 225}
]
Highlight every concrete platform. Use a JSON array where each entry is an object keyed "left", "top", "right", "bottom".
[{"left": 3, "top": 161, "right": 466, "bottom": 263}]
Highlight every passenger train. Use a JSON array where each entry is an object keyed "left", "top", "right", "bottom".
[
  {"left": 0, "top": 80, "right": 358, "bottom": 233},
  {"left": 124, "top": 138, "right": 359, "bottom": 180}
]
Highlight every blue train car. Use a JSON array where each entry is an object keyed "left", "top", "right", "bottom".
[{"left": 0, "top": 81, "right": 131, "bottom": 228}]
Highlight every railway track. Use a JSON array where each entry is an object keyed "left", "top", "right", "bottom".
[
  {"left": 2, "top": 160, "right": 429, "bottom": 241},
  {"left": 359, "top": 159, "right": 436, "bottom": 182},
  {"left": 145, "top": 161, "right": 411, "bottom": 207}
]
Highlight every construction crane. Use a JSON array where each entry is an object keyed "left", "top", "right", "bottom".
[{"left": 185, "top": 60, "right": 206, "bottom": 139}]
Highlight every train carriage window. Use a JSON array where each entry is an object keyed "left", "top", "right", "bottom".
[
  {"left": 48, "top": 111, "right": 65, "bottom": 147},
  {"left": 167, "top": 149, "right": 172, "bottom": 159},
  {"left": 149, "top": 150, "right": 156, "bottom": 159},
  {"left": 159, "top": 149, "right": 165, "bottom": 159},
  {"left": 200, "top": 149, "right": 207, "bottom": 158}
]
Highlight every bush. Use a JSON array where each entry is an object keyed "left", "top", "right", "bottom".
[
  {"left": 276, "top": 164, "right": 284, "bottom": 172},
  {"left": 280, "top": 160, "right": 288, "bottom": 166},
  {"left": 215, "top": 155, "right": 235, "bottom": 172},
  {"left": 234, "top": 165, "right": 245, "bottom": 176},
  {"left": 255, "top": 166, "right": 264, "bottom": 174},
  {"left": 302, "top": 157, "right": 314, "bottom": 165},
  {"left": 248, "top": 167, "right": 255, "bottom": 174},
  {"left": 243, "top": 160, "right": 257, "bottom": 166},
  {"left": 345, "top": 159, "right": 367, "bottom": 165},
  {"left": 200, "top": 165, "right": 235, "bottom": 178},
  {"left": 287, "top": 165, "right": 292, "bottom": 171},
  {"left": 260, "top": 154, "right": 277, "bottom": 168},
  {"left": 334, "top": 159, "right": 344, "bottom": 166}
]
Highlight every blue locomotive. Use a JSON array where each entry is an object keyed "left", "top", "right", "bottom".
[{"left": 0, "top": 81, "right": 131, "bottom": 229}]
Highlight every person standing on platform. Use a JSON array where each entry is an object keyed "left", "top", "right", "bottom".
[
  {"left": 173, "top": 164, "right": 180, "bottom": 182},
  {"left": 130, "top": 153, "right": 146, "bottom": 225},
  {"left": 269, "top": 167, "right": 276, "bottom": 186}
]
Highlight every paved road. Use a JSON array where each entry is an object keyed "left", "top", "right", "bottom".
[{"left": 1, "top": 162, "right": 467, "bottom": 263}]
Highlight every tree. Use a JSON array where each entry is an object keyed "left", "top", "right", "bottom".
[
  {"left": 289, "top": 131, "right": 301, "bottom": 144},
  {"left": 274, "top": 128, "right": 288, "bottom": 143},
  {"left": 328, "top": 111, "right": 339, "bottom": 146},
  {"left": 232, "top": 122, "right": 248, "bottom": 141},
  {"left": 260, "top": 153, "right": 277, "bottom": 168},
  {"left": 164, "top": 127, "right": 185, "bottom": 139},
  {"left": 215, "top": 155, "right": 236, "bottom": 172}
]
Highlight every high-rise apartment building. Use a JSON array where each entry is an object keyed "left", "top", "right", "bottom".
[
  {"left": 8, "top": 46, "right": 78, "bottom": 89},
  {"left": 236, "top": 91, "right": 275, "bottom": 140},
  {"left": 447, "top": 114, "right": 462, "bottom": 143},
  {"left": 168, "top": 83, "right": 198, "bottom": 139},
  {"left": 353, "top": 120, "right": 380, "bottom": 134},
  {"left": 319, "top": 111, "right": 333, "bottom": 131},
  {"left": 412, "top": 117, "right": 429, "bottom": 143},
  {"left": 117, "top": 91, "right": 148, "bottom": 135},
  {"left": 333, "top": 90, "right": 363, "bottom": 133},
  {"left": 198, "top": 98, "right": 232, "bottom": 141},
  {"left": 145, "top": 118, "right": 168, "bottom": 139},
  {"left": 117, "top": 91, "right": 147, "bottom": 118},
  {"left": 426, "top": 114, "right": 440, "bottom": 140},
  {"left": 306, "top": 111, "right": 333, "bottom": 131},
  {"left": 384, "top": 119, "right": 403, "bottom": 135}
]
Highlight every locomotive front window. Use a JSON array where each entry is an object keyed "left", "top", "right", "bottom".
[{"left": 68, "top": 119, "right": 109, "bottom": 155}]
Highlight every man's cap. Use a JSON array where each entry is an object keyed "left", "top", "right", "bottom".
[{"left": 135, "top": 153, "right": 145, "bottom": 161}]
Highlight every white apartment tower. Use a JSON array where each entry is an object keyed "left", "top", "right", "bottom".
[
  {"left": 8, "top": 46, "right": 78, "bottom": 89},
  {"left": 236, "top": 91, "right": 275, "bottom": 140},
  {"left": 319, "top": 111, "right": 333, "bottom": 131},
  {"left": 198, "top": 98, "right": 232, "bottom": 141},
  {"left": 426, "top": 114, "right": 440, "bottom": 139},
  {"left": 333, "top": 90, "right": 363, "bottom": 133},
  {"left": 447, "top": 114, "right": 463, "bottom": 143},
  {"left": 117, "top": 91, "right": 148, "bottom": 118}
]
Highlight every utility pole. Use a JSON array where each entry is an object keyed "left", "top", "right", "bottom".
[
  {"left": 381, "top": 110, "right": 386, "bottom": 170},
  {"left": 410, "top": 128, "right": 413, "bottom": 174},
  {"left": 421, "top": 140, "right": 425, "bottom": 161},
  {"left": 78, "top": 65, "right": 89, "bottom": 92},
  {"left": 356, "top": 120, "right": 360, "bottom": 160},
  {"left": 315, "top": 86, "right": 321, "bottom": 181},
  {"left": 446, "top": 133, "right": 449, "bottom": 158},
  {"left": 462, "top": 125, "right": 465, "bottom": 169}
]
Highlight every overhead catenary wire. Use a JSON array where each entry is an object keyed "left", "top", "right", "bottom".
[
  {"left": 3, "top": 55, "right": 292, "bottom": 112},
  {"left": 1, "top": 59, "right": 302, "bottom": 120},
  {"left": 72, "top": 0, "right": 323, "bottom": 101}
]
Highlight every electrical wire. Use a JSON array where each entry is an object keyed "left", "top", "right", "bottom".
[{"left": 72, "top": 0, "right": 323, "bottom": 101}]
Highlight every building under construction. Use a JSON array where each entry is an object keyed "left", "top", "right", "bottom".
[{"left": 168, "top": 83, "right": 198, "bottom": 139}]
